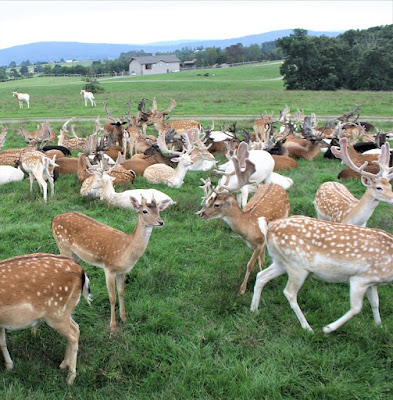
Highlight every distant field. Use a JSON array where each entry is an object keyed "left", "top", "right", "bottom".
[{"left": 1, "top": 61, "right": 392, "bottom": 123}]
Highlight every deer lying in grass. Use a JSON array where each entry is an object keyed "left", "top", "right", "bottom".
[
  {"left": 91, "top": 168, "right": 175, "bottom": 210},
  {"left": 143, "top": 132, "right": 194, "bottom": 188},
  {"left": 0, "top": 253, "right": 91, "bottom": 385},
  {"left": 52, "top": 198, "right": 166, "bottom": 334},
  {"left": 314, "top": 137, "right": 393, "bottom": 226},
  {"left": 215, "top": 142, "right": 293, "bottom": 207},
  {"left": 197, "top": 145, "right": 290, "bottom": 294},
  {"left": 250, "top": 215, "right": 393, "bottom": 333}
]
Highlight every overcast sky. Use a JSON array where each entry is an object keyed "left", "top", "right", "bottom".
[{"left": 0, "top": 1, "right": 392, "bottom": 50}]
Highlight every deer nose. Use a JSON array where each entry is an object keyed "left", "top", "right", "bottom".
[{"left": 157, "top": 220, "right": 164, "bottom": 226}]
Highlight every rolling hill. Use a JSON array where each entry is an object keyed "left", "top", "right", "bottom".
[{"left": 0, "top": 29, "right": 343, "bottom": 66}]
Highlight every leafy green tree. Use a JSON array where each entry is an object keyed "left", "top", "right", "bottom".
[
  {"left": 20, "top": 65, "right": 29, "bottom": 75},
  {"left": 225, "top": 43, "right": 245, "bottom": 64},
  {"left": 8, "top": 61, "right": 16, "bottom": 68},
  {"left": 83, "top": 76, "right": 104, "bottom": 93}
]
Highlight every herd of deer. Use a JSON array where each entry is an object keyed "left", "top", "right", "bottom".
[{"left": 1, "top": 100, "right": 393, "bottom": 384}]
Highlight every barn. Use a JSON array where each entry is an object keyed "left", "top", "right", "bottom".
[{"left": 128, "top": 55, "right": 181, "bottom": 76}]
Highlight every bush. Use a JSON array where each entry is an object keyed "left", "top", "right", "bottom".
[{"left": 82, "top": 76, "right": 105, "bottom": 93}]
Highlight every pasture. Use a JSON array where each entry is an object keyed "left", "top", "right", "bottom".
[{"left": 1, "top": 62, "right": 393, "bottom": 399}]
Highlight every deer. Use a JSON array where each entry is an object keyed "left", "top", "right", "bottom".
[
  {"left": 143, "top": 131, "right": 194, "bottom": 188},
  {"left": 250, "top": 215, "right": 393, "bottom": 333},
  {"left": 80, "top": 89, "right": 96, "bottom": 106},
  {"left": 215, "top": 142, "right": 292, "bottom": 207},
  {"left": 314, "top": 137, "right": 393, "bottom": 227},
  {"left": 0, "top": 253, "right": 91, "bottom": 385},
  {"left": 51, "top": 197, "right": 168, "bottom": 335},
  {"left": 17, "top": 149, "right": 58, "bottom": 202},
  {"left": 253, "top": 112, "right": 274, "bottom": 143},
  {"left": 103, "top": 101, "right": 132, "bottom": 145},
  {"left": 197, "top": 146, "right": 290, "bottom": 294},
  {"left": 91, "top": 168, "right": 175, "bottom": 210},
  {"left": 12, "top": 91, "right": 30, "bottom": 108}
]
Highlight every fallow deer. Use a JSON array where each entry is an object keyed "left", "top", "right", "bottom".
[
  {"left": 314, "top": 137, "right": 393, "bottom": 226},
  {"left": 250, "top": 215, "right": 393, "bottom": 333},
  {"left": 51, "top": 198, "right": 167, "bottom": 334},
  {"left": 0, "top": 253, "right": 91, "bottom": 384},
  {"left": 12, "top": 91, "right": 30, "bottom": 108},
  {"left": 198, "top": 153, "right": 290, "bottom": 294},
  {"left": 80, "top": 89, "right": 96, "bottom": 106},
  {"left": 103, "top": 101, "right": 132, "bottom": 145},
  {"left": 143, "top": 132, "right": 194, "bottom": 188},
  {"left": 253, "top": 112, "right": 274, "bottom": 143}
]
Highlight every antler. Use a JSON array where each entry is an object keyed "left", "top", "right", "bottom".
[
  {"left": 103, "top": 102, "right": 115, "bottom": 121},
  {"left": 62, "top": 117, "right": 76, "bottom": 132},
  {"left": 157, "top": 130, "right": 183, "bottom": 157},
  {"left": 331, "top": 137, "right": 392, "bottom": 180},
  {"left": 163, "top": 98, "right": 177, "bottom": 115},
  {"left": 0, "top": 126, "right": 7, "bottom": 151}
]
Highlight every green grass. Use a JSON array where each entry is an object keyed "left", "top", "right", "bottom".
[{"left": 1, "top": 64, "right": 393, "bottom": 399}]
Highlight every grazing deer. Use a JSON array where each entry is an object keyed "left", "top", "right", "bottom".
[
  {"left": 80, "top": 89, "right": 96, "bottom": 106},
  {"left": 51, "top": 198, "right": 166, "bottom": 334},
  {"left": 250, "top": 215, "right": 393, "bottom": 333},
  {"left": 143, "top": 132, "right": 194, "bottom": 188},
  {"left": 0, "top": 253, "right": 91, "bottom": 385},
  {"left": 12, "top": 91, "right": 30, "bottom": 108},
  {"left": 314, "top": 137, "right": 393, "bottom": 226}
]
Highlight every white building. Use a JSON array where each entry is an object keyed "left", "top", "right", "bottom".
[{"left": 128, "top": 55, "right": 181, "bottom": 76}]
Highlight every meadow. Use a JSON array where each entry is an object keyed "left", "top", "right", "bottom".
[{"left": 0, "top": 62, "right": 393, "bottom": 399}]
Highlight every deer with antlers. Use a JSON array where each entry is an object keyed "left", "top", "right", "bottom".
[
  {"left": 52, "top": 197, "right": 167, "bottom": 334},
  {"left": 143, "top": 131, "right": 194, "bottom": 188},
  {"left": 250, "top": 215, "right": 393, "bottom": 333},
  {"left": 103, "top": 102, "right": 132, "bottom": 145},
  {"left": 0, "top": 253, "right": 91, "bottom": 385},
  {"left": 253, "top": 112, "right": 274, "bottom": 143},
  {"left": 197, "top": 144, "right": 290, "bottom": 294},
  {"left": 314, "top": 137, "right": 393, "bottom": 227}
]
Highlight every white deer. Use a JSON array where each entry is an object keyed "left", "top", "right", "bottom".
[
  {"left": 80, "top": 89, "right": 96, "bottom": 106},
  {"left": 12, "top": 91, "right": 30, "bottom": 108}
]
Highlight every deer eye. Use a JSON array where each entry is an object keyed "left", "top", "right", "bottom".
[
  {"left": 214, "top": 203, "right": 220, "bottom": 208},
  {"left": 376, "top": 186, "right": 383, "bottom": 191},
  {"left": 143, "top": 209, "right": 148, "bottom": 214}
]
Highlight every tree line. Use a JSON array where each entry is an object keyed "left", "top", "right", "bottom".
[
  {"left": 2, "top": 24, "right": 392, "bottom": 91},
  {"left": 278, "top": 25, "right": 393, "bottom": 90}
]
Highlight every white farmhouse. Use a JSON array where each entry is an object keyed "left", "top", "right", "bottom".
[{"left": 128, "top": 55, "right": 181, "bottom": 76}]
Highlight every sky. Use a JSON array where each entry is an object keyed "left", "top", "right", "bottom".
[{"left": 0, "top": 0, "right": 392, "bottom": 50}]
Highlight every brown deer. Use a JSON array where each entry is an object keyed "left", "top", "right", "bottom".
[
  {"left": 253, "top": 112, "right": 274, "bottom": 143},
  {"left": 0, "top": 253, "right": 91, "bottom": 385},
  {"left": 103, "top": 101, "right": 132, "bottom": 145},
  {"left": 51, "top": 197, "right": 167, "bottom": 334},
  {"left": 197, "top": 146, "right": 290, "bottom": 294},
  {"left": 250, "top": 215, "right": 393, "bottom": 333},
  {"left": 314, "top": 137, "right": 393, "bottom": 226}
]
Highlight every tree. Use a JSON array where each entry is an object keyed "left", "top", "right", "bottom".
[
  {"left": 20, "top": 65, "right": 29, "bottom": 75},
  {"left": 8, "top": 61, "right": 16, "bottom": 68},
  {"left": 225, "top": 44, "right": 245, "bottom": 64}
]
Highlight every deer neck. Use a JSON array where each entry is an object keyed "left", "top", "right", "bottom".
[
  {"left": 170, "top": 160, "right": 189, "bottom": 187},
  {"left": 102, "top": 178, "right": 116, "bottom": 201},
  {"left": 124, "top": 214, "right": 154, "bottom": 261},
  {"left": 222, "top": 203, "right": 263, "bottom": 246},
  {"left": 342, "top": 189, "right": 379, "bottom": 226}
]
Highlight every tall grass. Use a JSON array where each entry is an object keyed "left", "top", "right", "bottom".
[{"left": 0, "top": 65, "right": 393, "bottom": 399}]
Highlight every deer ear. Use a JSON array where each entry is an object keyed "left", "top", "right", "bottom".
[
  {"left": 360, "top": 176, "right": 373, "bottom": 187},
  {"left": 158, "top": 199, "right": 173, "bottom": 211},
  {"left": 171, "top": 157, "right": 180, "bottom": 163},
  {"left": 129, "top": 196, "right": 141, "bottom": 210}
]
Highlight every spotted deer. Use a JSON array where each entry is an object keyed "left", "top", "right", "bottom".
[
  {"left": 314, "top": 137, "right": 393, "bottom": 226},
  {"left": 250, "top": 215, "right": 393, "bottom": 333},
  {"left": 197, "top": 146, "right": 290, "bottom": 294},
  {"left": 253, "top": 112, "right": 274, "bottom": 143},
  {"left": 51, "top": 198, "right": 166, "bottom": 334},
  {"left": 0, "top": 253, "right": 91, "bottom": 385},
  {"left": 143, "top": 131, "right": 194, "bottom": 188}
]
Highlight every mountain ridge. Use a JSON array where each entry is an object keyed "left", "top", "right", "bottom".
[{"left": 0, "top": 29, "right": 344, "bottom": 66}]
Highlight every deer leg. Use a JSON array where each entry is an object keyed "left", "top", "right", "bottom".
[
  {"left": 323, "top": 278, "right": 369, "bottom": 333},
  {"left": 105, "top": 271, "right": 118, "bottom": 334},
  {"left": 43, "top": 168, "right": 54, "bottom": 197},
  {"left": 0, "top": 328, "right": 13, "bottom": 370},
  {"left": 283, "top": 268, "right": 312, "bottom": 331},
  {"left": 366, "top": 286, "right": 381, "bottom": 325},
  {"left": 47, "top": 317, "right": 79, "bottom": 385},
  {"left": 28, "top": 172, "right": 35, "bottom": 192},
  {"left": 239, "top": 247, "right": 263, "bottom": 295},
  {"left": 250, "top": 261, "right": 286, "bottom": 312},
  {"left": 116, "top": 274, "right": 127, "bottom": 323},
  {"left": 34, "top": 171, "right": 48, "bottom": 202},
  {"left": 257, "top": 245, "right": 266, "bottom": 271}
]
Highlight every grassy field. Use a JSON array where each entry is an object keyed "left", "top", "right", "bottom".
[{"left": 1, "top": 63, "right": 393, "bottom": 399}]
